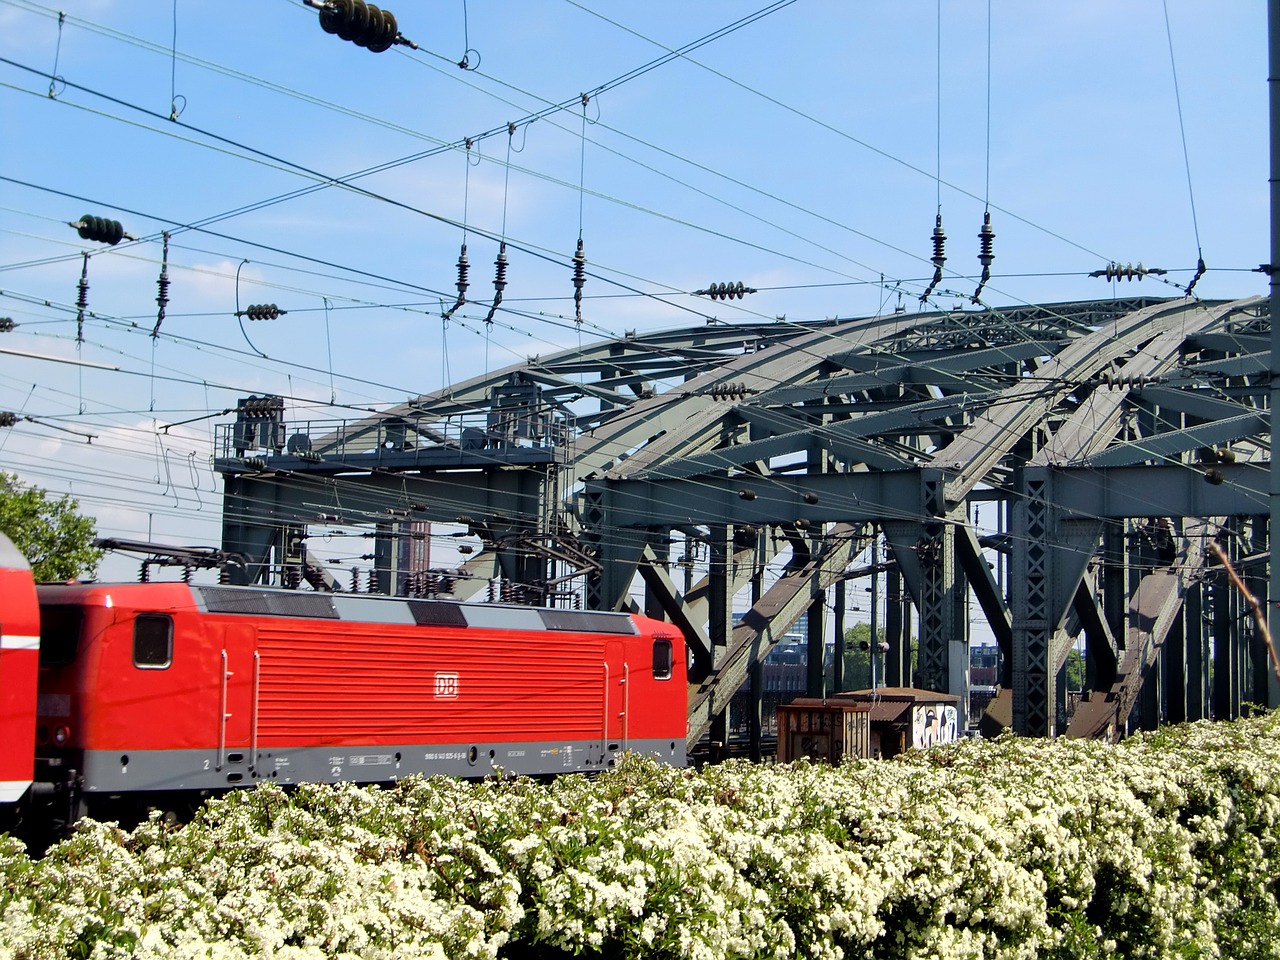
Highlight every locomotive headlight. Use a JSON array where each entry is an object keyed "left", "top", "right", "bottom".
[
  {"left": 52, "top": 724, "right": 71, "bottom": 746},
  {"left": 35, "top": 724, "right": 50, "bottom": 746}
]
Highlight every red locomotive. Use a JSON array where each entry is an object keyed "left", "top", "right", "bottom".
[{"left": 0, "top": 533, "right": 687, "bottom": 835}]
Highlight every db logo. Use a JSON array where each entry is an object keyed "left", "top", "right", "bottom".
[{"left": 434, "top": 672, "right": 459, "bottom": 699}]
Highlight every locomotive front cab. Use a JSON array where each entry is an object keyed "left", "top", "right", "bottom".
[
  {"left": 34, "top": 583, "right": 200, "bottom": 814},
  {"left": 624, "top": 617, "right": 688, "bottom": 766},
  {"left": 0, "top": 532, "right": 39, "bottom": 809}
]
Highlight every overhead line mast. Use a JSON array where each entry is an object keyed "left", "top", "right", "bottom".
[{"left": 1268, "top": 0, "right": 1280, "bottom": 703}]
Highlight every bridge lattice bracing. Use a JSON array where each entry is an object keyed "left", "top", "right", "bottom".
[{"left": 216, "top": 296, "right": 1277, "bottom": 746}]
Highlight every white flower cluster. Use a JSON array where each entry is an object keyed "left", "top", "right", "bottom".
[{"left": 4, "top": 713, "right": 1280, "bottom": 959}]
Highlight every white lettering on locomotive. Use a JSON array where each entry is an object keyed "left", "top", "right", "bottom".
[{"left": 434, "top": 672, "right": 459, "bottom": 699}]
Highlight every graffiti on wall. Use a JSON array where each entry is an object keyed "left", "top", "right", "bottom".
[{"left": 912, "top": 703, "right": 959, "bottom": 749}]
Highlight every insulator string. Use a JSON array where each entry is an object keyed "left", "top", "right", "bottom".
[
  {"left": 234, "top": 258, "right": 268, "bottom": 358},
  {"left": 972, "top": 211, "right": 994, "bottom": 304},
  {"left": 314, "top": 0, "right": 411, "bottom": 53},
  {"left": 572, "top": 237, "right": 586, "bottom": 325},
  {"left": 152, "top": 231, "right": 170, "bottom": 339},
  {"left": 920, "top": 213, "right": 945, "bottom": 303},
  {"left": 75, "top": 251, "right": 89, "bottom": 345},
  {"left": 485, "top": 243, "right": 507, "bottom": 327}
]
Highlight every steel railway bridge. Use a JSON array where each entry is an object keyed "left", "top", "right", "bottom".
[{"left": 214, "top": 295, "right": 1278, "bottom": 750}]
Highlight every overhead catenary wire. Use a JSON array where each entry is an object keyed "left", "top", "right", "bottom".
[
  {"left": 1161, "top": 0, "right": 1205, "bottom": 297},
  {"left": 561, "top": 0, "right": 1115, "bottom": 266},
  {"left": 972, "top": 0, "right": 994, "bottom": 305},
  {"left": 5, "top": 0, "right": 1095, "bottom": 300},
  {"left": 0, "top": 1, "right": 1259, "bottom": 578},
  {"left": 167, "top": 0, "right": 183, "bottom": 120},
  {"left": 0, "top": 28, "right": 1157, "bottom": 335},
  {"left": 5, "top": 0, "right": 1172, "bottom": 312},
  {"left": 7, "top": 259, "right": 1198, "bottom": 478},
  {"left": 0, "top": 239, "right": 1208, "bottom": 496},
  {"left": 919, "top": 0, "right": 945, "bottom": 305},
  {"left": 0, "top": 6, "right": 1022, "bottom": 323},
  {"left": 2, "top": 231, "right": 1218, "bottom": 483}
]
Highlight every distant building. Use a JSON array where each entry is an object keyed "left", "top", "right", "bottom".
[{"left": 970, "top": 643, "right": 1000, "bottom": 686}]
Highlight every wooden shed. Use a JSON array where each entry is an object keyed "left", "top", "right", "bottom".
[{"left": 775, "top": 697, "right": 872, "bottom": 764}]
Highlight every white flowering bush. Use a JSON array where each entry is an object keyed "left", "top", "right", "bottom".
[{"left": 4, "top": 713, "right": 1280, "bottom": 959}]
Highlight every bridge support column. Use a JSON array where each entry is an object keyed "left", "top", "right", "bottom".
[
  {"left": 1185, "top": 582, "right": 1208, "bottom": 720},
  {"left": 884, "top": 473, "right": 969, "bottom": 725},
  {"left": 1012, "top": 473, "right": 1055, "bottom": 736},
  {"left": 707, "top": 524, "right": 734, "bottom": 757},
  {"left": 373, "top": 521, "right": 397, "bottom": 594},
  {"left": 1164, "top": 606, "right": 1188, "bottom": 725},
  {"left": 1011, "top": 467, "right": 1102, "bottom": 736},
  {"left": 884, "top": 564, "right": 907, "bottom": 687},
  {"left": 748, "top": 556, "right": 765, "bottom": 761},
  {"left": 221, "top": 475, "right": 287, "bottom": 585},
  {"left": 806, "top": 594, "right": 826, "bottom": 697},
  {"left": 581, "top": 485, "right": 647, "bottom": 611},
  {"left": 1213, "top": 529, "right": 1242, "bottom": 720},
  {"left": 833, "top": 578, "right": 846, "bottom": 693}
]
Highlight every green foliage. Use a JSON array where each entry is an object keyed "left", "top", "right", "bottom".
[
  {"left": 840, "top": 623, "right": 905, "bottom": 690},
  {"left": 1065, "top": 647, "right": 1086, "bottom": 691},
  {"left": 0, "top": 472, "right": 102, "bottom": 581},
  {"left": 842, "top": 623, "right": 874, "bottom": 689}
]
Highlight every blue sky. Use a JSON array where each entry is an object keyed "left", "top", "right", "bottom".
[{"left": 0, "top": 0, "right": 1269, "bottom": 588}]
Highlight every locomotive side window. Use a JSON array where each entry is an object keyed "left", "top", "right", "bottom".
[
  {"left": 38, "top": 605, "right": 83, "bottom": 667},
  {"left": 652, "top": 638, "right": 674, "bottom": 680},
  {"left": 133, "top": 614, "right": 173, "bottom": 669}
]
